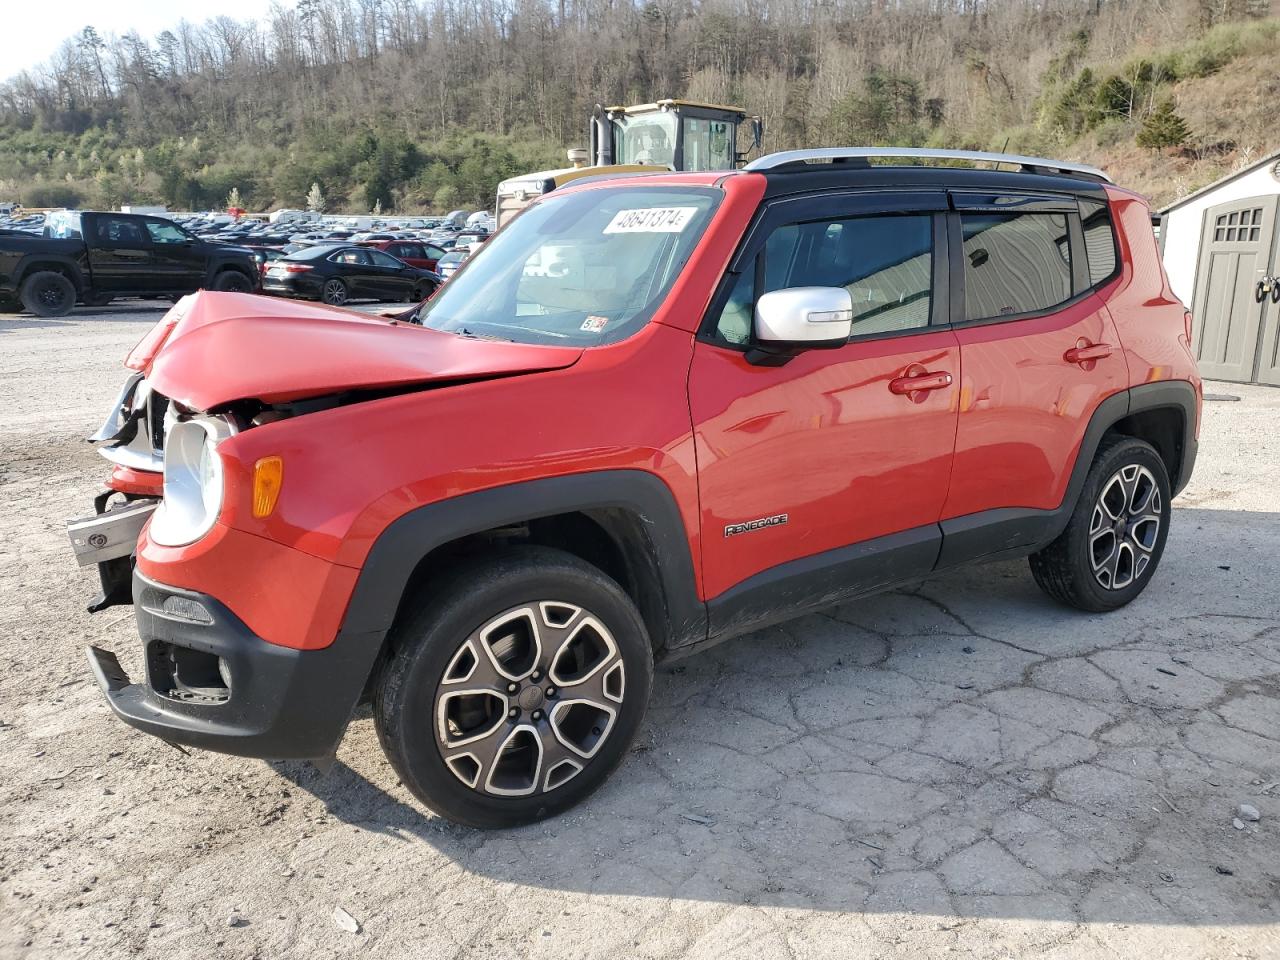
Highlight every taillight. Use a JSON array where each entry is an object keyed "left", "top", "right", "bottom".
[
  {"left": 1183, "top": 310, "right": 1193, "bottom": 342},
  {"left": 284, "top": 264, "right": 314, "bottom": 274}
]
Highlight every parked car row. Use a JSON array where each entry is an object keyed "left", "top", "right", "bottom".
[
  {"left": 262, "top": 244, "right": 441, "bottom": 306},
  {"left": 0, "top": 204, "right": 495, "bottom": 315}
]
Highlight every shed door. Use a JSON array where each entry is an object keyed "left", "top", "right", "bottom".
[{"left": 1191, "top": 196, "right": 1279, "bottom": 384}]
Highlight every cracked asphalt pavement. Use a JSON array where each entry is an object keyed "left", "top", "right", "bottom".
[{"left": 2, "top": 305, "right": 1278, "bottom": 959}]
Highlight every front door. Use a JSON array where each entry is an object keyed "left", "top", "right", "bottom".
[
  {"left": 366, "top": 248, "right": 417, "bottom": 299},
  {"left": 689, "top": 193, "right": 959, "bottom": 622},
  {"left": 143, "top": 218, "right": 206, "bottom": 291},
  {"left": 1191, "top": 196, "right": 1280, "bottom": 384}
]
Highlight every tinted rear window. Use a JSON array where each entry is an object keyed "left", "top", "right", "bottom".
[{"left": 961, "top": 213, "right": 1071, "bottom": 321}]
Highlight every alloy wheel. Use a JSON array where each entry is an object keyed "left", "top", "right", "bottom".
[
  {"left": 433, "top": 601, "right": 626, "bottom": 797},
  {"left": 1089, "top": 463, "right": 1162, "bottom": 590},
  {"left": 322, "top": 280, "right": 347, "bottom": 305}
]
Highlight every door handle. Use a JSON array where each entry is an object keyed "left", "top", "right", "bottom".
[
  {"left": 1064, "top": 342, "right": 1112, "bottom": 365},
  {"left": 889, "top": 369, "right": 953, "bottom": 402}
]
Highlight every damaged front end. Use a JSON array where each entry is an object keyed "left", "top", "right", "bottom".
[{"left": 66, "top": 371, "right": 171, "bottom": 611}]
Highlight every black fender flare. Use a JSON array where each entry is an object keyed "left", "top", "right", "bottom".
[
  {"left": 1065, "top": 380, "right": 1199, "bottom": 506},
  {"left": 16, "top": 255, "right": 85, "bottom": 295},
  {"left": 336, "top": 469, "right": 707, "bottom": 657}
]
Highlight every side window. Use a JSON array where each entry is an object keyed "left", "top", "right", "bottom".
[
  {"left": 1079, "top": 199, "right": 1118, "bottom": 286},
  {"left": 369, "top": 250, "right": 402, "bottom": 268},
  {"left": 711, "top": 213, "right": 935, "bottom": 345},
  {"left": 332, "top": 249, "right": 370, "bottom": 265},
  {"left": 144, "top": 219, "right": 189, "bottom": 244},
  {"left": 97, "top": 217, "right": 149, "bottom": 246},
  {"left": 426, "top": 245, "right": 446, "bottom": 259},
  {"left": 961, "top": 213, "right": 1071, "bottom": 321}
]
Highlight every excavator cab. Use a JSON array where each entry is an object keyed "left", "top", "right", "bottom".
[{"left": 494, "top": 99, "right": 761, "bottom": 228}]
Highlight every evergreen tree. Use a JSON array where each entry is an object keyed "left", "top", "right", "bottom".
[{"left": 1137, "top": 100, "right": 1190, "bottom": 149}]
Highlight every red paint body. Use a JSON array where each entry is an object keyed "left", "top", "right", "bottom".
[
  {"left": 357, "top": 238, "right": 446, "bottom": 271},
  {"left": 114, "top": 171, "right": 1198, "bottom": 652}
]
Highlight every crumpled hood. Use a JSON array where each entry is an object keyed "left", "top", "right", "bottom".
[{"left": 139, "top": 291, "right": 583, "bottom": 411}]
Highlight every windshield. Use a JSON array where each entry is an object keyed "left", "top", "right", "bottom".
[
  {"left": 418, "top": 186, "right": 719, "bottom": 347},
  {"left": 614, "top": 112, "right": 678, "bottom": 166}
]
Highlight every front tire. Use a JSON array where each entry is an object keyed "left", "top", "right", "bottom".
[
  {"left": 374, "top": 547, "right": 653, "bottom": 828},
  {"left": 211, "top": 271, "right": 254, "bottom": 293},
  {"left": 321, "top": 278, "right": 348, "bottom": 306},
  {"left": 20, "top": 271, "right": 76, "bottom": 317},
  {"left": 1030, "top": 436, "right": 1171, "bottom": 612}
]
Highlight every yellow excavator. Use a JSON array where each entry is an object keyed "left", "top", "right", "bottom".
[{"left": 495, "top": 99, "right": 763, "bottom": 227}]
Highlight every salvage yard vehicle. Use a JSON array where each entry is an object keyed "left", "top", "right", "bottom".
[
  {"left": 0, "top": 210, "right": 258, "bottom": 316},
  {"left": 72, "top": 147, "right": 1200, "bottom": 828},
  {"left": 356, "top": 237, "right": 449, "bottom": 271},
  {"left": 495, "top": 99, "right": 763, "bottom": 227},
  {"left": 261, "top": 244, "right": 440, "bottom": 306}
]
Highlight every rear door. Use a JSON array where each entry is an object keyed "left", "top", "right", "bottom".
[
  {"left": 330, "top": 248, "right": 376, "bottom": 297},
  {"left": 689, "top": 191, "right": 960, "bottom": 624},
  {"left": 389, "top": 242, "right": 429, "bottom": 268},
  {"left": 86, "top": 215, "right": 157, "bottom": 292},
  {"left": 941, "top": 192, "right": 1127, "bottom": 564}
]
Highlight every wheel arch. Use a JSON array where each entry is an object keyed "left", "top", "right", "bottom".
[
  {"left": 1091, "top": 381, "right": 1198, "bottom": 498},
  {"left": 17, "top": 256, "right": 85, "bottom": 294},
  {"left": 208, "top": 261, "right": 256, "bottom": 286},
  {"left": 340, "top": 471, "right": 706, "bottom": 689}
]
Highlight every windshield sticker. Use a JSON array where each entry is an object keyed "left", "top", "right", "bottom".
[
  {"left": 603, "top": 206, "right": 698, "bottom": 234},
  {"left": 580, "top": 315, "right": 609, "bottom": 332}
]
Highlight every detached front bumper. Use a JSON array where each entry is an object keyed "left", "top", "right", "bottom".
[{"left": 86, "top": 571, "right": 381, "bottom": 760}]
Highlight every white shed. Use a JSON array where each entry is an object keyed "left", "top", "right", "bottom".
[{"left": 1159, "top": 151, "right": 1280, "bottom": 385}]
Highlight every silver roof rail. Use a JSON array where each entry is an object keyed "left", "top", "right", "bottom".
[{"left": 743, "top": 147, "right": 1112, "bottom": 183}]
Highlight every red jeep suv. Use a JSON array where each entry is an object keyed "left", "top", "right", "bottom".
[{"left": 70, "top": 148, "right": 1200, "bottom": 827}]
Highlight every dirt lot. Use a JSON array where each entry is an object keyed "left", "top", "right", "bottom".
[{"left": 2, "top": 304, "right": 1278, "bottom": 960}]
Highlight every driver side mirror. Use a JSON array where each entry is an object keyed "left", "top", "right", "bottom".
[
  {"left": 747, "top": 286, "right": 853, "bottom": 366},
  {"left": 750, "top": 117, "right": 764, "bottom": 152}
]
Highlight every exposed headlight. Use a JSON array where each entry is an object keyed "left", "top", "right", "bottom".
[{"left": 149, "top": 417, "right": 235, "bottom": 546}]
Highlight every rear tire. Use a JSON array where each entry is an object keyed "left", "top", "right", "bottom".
[
  {"left": 1030, "top": 436, "right": 1171, "bottom": 612},
  {"left": 211, "top": 271, "right": 254, "bottom": 293},
  {"left": 374, "top": 546, "right": 653, "bottom": 828},
  {"left": 411, "top": 282, "right": 434, "bottom": 302},
  {"left": 20, "top": 271, "right": 76, "bottom": 317},
  {"left": 321, "top": 278, "right": 348, "bottom": 306}
]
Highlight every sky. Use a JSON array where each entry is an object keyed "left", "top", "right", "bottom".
[{"left": 4, "top": 0, "right": 296, "bottom": 83}]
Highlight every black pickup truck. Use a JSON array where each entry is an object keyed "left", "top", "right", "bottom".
[{"left": 0, "top": 210, "right": 259, "bottom": 316}]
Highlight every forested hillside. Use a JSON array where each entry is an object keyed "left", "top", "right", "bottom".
[{"left": 1, "top": 0, "right": 1277, "bottom": 214}]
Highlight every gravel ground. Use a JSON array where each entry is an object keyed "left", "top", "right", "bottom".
[{"left": 1, "top": 303, "right": 1278, "bottom": 960}]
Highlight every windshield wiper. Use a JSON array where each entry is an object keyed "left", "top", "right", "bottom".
[{"left": 456, "top": 327, "right": 512, "bottom": 342}]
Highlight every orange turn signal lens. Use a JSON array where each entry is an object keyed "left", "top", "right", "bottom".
[{"left": 251, "top": 456, "right": 284, "bottom": 519}]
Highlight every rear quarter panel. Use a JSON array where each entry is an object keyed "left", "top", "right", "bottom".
[{"left": 1104, "top": 188, "right": 1202, "bottom": 401}]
